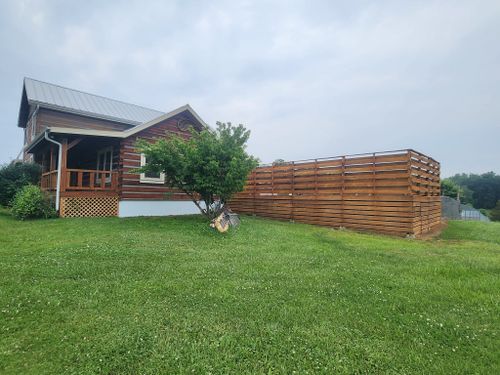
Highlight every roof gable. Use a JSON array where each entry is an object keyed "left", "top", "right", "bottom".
[{"left": 126, "top": 104, "right": 208, "bottom": 137}]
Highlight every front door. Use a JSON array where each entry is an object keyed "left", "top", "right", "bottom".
[{"left": 96, "top": 146, "right": 113, "bottom": 183}]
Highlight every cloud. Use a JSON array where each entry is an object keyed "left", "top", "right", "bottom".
[{"left": 0, "top": 0, "right": 499, "bottom": 176}]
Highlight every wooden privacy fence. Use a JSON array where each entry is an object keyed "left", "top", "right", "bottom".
[{"left": 230, "top": 149, "right": 441, "bottom": 236}]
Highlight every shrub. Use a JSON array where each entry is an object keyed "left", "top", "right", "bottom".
[
  {"left": 0, "top": 162, "right": 41, "bottom": 206},
  {"left": 11, "top": 185, "right": 56, "bottom": 220},
  {"left": 490, "top": 201, "right": 500, "bottom": 222}
]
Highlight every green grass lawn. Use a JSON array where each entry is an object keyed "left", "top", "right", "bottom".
[{"left": 0, "top": 209, "right": 499, "bottom": 374}]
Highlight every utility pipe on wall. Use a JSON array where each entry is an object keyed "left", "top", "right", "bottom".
[{"left": 44, "top": 131, "right": 62, "bottom": 211}]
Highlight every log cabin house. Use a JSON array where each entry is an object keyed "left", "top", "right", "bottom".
[{"left": 18, "top": 78, "right": 206, "bottom": 217}]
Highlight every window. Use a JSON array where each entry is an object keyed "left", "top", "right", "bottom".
[
  {"left": 140, "top": 153, "right": 165, "bottom": 184},
  {"left": 96, "top": 146, "right": 113, "bottom": 183},
  {"left": 27, "top": 118, "right": 36, "bottom": 142},
  {"left": 30, "top": 121, "right": 36, "bottom": 141}
]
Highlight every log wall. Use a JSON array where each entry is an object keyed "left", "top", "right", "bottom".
[
  {"left": 119, "top": 113, "right": 195, "bottom": 201},
  {"left": 230, "top": 149, "right": 441, "bottom": 236}
]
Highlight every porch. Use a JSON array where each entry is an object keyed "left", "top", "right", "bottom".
[
  {"left": 32, "top": 134, "right": 122, "bottom": 217},
  {"left": 41, "top": 169, "right": 119, "bottom": 193}
]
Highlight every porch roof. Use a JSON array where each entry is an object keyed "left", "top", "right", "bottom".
[{"left": 25, "top": 104, "right": 209, "bottom": 153}]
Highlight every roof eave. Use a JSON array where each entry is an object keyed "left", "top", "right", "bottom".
[
  {"left": 17, "top": 80, "right": 29, "bottom": 128},
  {"left": 48, "top": 127, "right": 125, "bottom": 138},
  {"left": 24, "top": 131, "right": 47, "bottom": 153},
  {"left": 28, "top": 100, "right": 143, "bottom": 127}
]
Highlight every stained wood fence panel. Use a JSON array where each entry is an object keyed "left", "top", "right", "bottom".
[{"left": 230, "top": 149, "right": 440, "bottom": 236}]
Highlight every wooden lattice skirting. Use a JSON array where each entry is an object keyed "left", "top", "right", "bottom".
[{"left": 60, "top": 195, "right": 119, "bottom": 217}]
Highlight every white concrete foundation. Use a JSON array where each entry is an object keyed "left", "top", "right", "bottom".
[{"left": 118, "top": 200, "right": 202, "bottom": 218}]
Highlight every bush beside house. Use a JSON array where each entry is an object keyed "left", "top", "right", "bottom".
[
  {"left": 0, "top": 162, "right": 41, "bottom": 206},
  {"left": 11, "top": 185, "right": 56, "bottom": 220}
]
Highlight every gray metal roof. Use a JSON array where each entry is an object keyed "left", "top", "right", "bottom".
[{"left": 23, "top": 77, "right": 164, "bottom": 125}]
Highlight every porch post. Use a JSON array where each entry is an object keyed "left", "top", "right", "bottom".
[
  {"left": 60, "top": 138, "right": 68, "bottom": 193},
  {"left": 40, "top": 152, "right": 46, "bottom": 173},
  {"left": 49, "top": 145, "right": 54, "bottom": 171}
]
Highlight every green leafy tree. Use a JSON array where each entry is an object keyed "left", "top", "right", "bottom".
[
  {"left": 459, "top": 186, "right": 474, "bottom": 206},
  {"left": 137, "top": 122, "right": 258, "bottom": 220},
  {"left": 0, "top": 162, "right": 41, "bottom": 206},
  {"left": 441, "top": 179, "right": 461, "bottom": 199},
  {"left": 272, "top": 159, "right": 288, "bottom": 166},
  {"left": 490, "top": 200, "right": 500, "bottom": 222}
]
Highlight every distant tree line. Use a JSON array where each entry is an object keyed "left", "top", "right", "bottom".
[{"left": 441, "top": 172, "right": 500, "bottom": 221}]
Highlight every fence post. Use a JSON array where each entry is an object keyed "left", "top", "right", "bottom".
[
  {"left": 253, "top": 170, "right": 256, "bottom": 216},
  {"left": 314, "top": 159, "right": 318, "bottom": 197},
  {"left": 407, "top": 150, "right": 415, "bottom": 235},
  {"left": 372, "top": 153, "right": 376, "bottom": 196},
  {"left": 271, "top": 164, "right": 274, "bottom": 197},
  {"left": 341, "top": 156, "right": 345, "bottom": 228},
  {"left": 291, "top": 161, "right": 295, "bottom": 222}
]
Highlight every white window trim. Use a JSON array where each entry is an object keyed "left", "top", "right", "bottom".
[{"left": 140, "top": 153, "right": 165, "bottom": 184}]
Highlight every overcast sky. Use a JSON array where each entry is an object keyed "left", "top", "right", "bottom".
[{"left": 1, "top": 0, "right": 499, "bottom": 177}]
